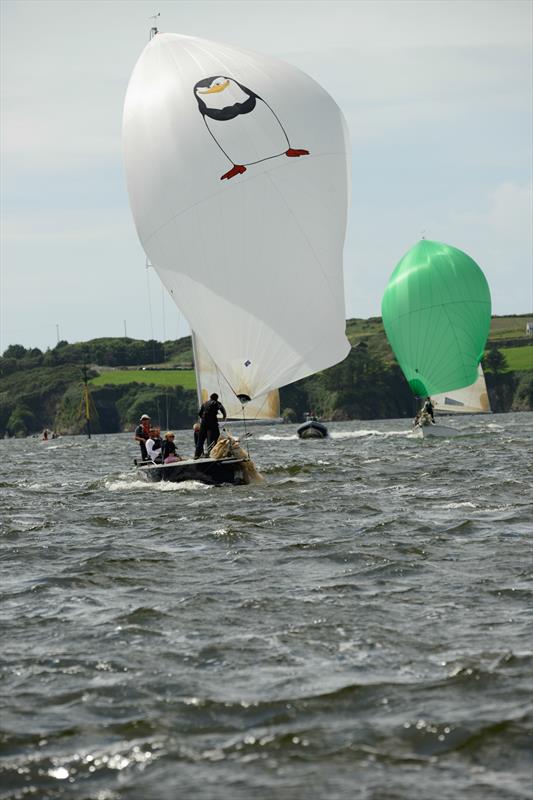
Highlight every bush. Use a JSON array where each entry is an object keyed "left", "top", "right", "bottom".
[
  {"left": 482, "top": 347, "right": 508, "bottom": 375},
  {"left": 2, "top": 344, "right": 26, "bottom": 359},
  {"left": 118, "top": 385, "right": 197, "bottom": 430},
  {"left": 282, "top": 407, "right": 297, "bottom": 423},
  {"left": 7, "top": 405, "right": 36, "bottom": 437}
]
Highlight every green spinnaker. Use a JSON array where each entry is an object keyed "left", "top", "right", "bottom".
[{"left": 381, "top": 240, "right": 491, "bottom": 397}]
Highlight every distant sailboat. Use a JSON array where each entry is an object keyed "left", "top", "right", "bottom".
[
  {"left": 123, "top": 31, "right": 351, "bottom": 480},
  {"left": 381, "top": 239, "right": 492, "bottom": 438}
]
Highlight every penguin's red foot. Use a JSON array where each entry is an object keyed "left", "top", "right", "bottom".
[
  {"left": 286, "top": 148, "right": 310, "bottom": 157},
  {"left": 220, "top": 164, "right": 247, "bottom": 180}
]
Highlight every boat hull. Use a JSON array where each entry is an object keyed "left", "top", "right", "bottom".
[
  {"left": 297, "top": 421, "right": 328, "bottom": 439},
  {"left": 412, "top": 423, "right": 460, "bottom": 439},
  {"left": 135, "top": 457, "right": 249, "bottom": 485}
]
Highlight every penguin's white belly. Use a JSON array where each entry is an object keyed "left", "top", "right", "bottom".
[{"left": 207, "top": 102, "right": 288, "bottom": 166}]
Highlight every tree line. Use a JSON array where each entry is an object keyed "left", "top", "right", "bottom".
[{"left": 0, "top": 336, "right": 530, "bottom": 437}]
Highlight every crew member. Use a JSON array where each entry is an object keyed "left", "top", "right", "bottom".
[
  {"left": 422, "top": 396, "right": 435, "bottom": 423},
  {"left": 193, "top": 422, "right": 202, "bottom": 453},
  {"left": 135, "top": 414, "right": 151, "bottom": 460},
  {"left": 194, "top": 393, "right": 227, "bottom": 459},
  {"left": 162, "top": 431, "right": 182, "bottom": 463},
  {"left": 146, "top": 426, "right": 163, "bottom": 463}
]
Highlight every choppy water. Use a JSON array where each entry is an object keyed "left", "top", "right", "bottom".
[{"left": 1, "top": 413, "right": 532, "bottom": 800}]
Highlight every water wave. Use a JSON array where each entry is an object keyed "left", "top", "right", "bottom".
[{"left": 1, "top": 414, "right": 532, "bottom": 800}]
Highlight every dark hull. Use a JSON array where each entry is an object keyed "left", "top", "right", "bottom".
[
  {"left": 297, "top": 421, "right": 328, "bottom": 439},
  {"left": 135, "top": 457, "right": 248, "bottom": 486}
]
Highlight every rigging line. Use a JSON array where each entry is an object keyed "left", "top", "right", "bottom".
[
  {"left": 145, "top": 259, "right": 163, "bottom": 426},
  {"left": 241, "top": 403, "right": 250, "bottom": 459},
  {"left": 145, "top": 258, "right": 155, "bottom": 352},
  {"left": 212, "top": 360, "right": 252, "bottom": 459},
  {"left": 159, "top": 283, "right": 171, "bottom": 430}
]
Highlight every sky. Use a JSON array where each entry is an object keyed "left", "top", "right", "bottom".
[{"left": 1, "top": 0, "right": 532, "bottom": 352}]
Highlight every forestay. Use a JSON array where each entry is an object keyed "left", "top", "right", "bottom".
[{"left": 123, "top": 33, "right": 351, "bottom": 402}]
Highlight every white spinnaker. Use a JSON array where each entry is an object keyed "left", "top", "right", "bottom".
[
  {"left": 123, "top": 33, "right": 350, "bottom": 401},
  {"left": 432, "top": 366, "right": 491, "bottom": 414},
  {"left": 193, "top": 333, "right": 281, "bottom": 420}
]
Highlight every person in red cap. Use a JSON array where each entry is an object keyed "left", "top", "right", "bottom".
[{"left": 134, "top": 414, "right": 151, "bottom": 461}]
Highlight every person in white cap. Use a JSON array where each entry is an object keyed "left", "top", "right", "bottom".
[{"left": 134, "top": 414, "right": 151, "bottom": 461}]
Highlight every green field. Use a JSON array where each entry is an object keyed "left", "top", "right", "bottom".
[
  {"left": 90, "top": 370, "right": 197, "bottom": 389},
  {"left": 500, "top": 346, "right": 533, "bottom": 372}
]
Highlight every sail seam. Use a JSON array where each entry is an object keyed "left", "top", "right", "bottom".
[{"left": 142, "top": 152, "right": 345, "bottom": 247}]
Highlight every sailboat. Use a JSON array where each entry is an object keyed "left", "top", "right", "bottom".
[
  {"left": 381, "top": 239, "right": 492, "bottom": 438},
  {"left": 123, "top": 31, "right": 351, "bottom": 482}
]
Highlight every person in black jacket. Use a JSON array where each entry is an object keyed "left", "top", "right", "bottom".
[
  {"left": 194, "top": 393, "right": 226, "bottom": 458},
  {"left": 134, "top": 414, "right": 151, "bottom": 461},
  {"left": 422, "top": 396, "right": 435, "bottom": 423}
]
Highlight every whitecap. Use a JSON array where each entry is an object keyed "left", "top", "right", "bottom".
[
  {"left": 330, "top": 429, "right": 412, "bottom": 439},
  {"left": 105, "top": 478, "right": 210, "bottom": 492},
  {"left": 158, "top": 480, "right": 211, "bottom": 492},
  {"left": 258, "top": 434, "right": 299, "bottom": 441},
  {"left": 440, "top": 501, "right": 478, "bottom": 510}
]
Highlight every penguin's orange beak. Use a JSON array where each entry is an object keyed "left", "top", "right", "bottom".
[{"left": 198, "top": 80, "right": 230, "bottom": 94}]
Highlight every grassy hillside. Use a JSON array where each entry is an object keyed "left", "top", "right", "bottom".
[
  {"left": 488, "top": 316, "right": 532, "bottom": 340},
  {"left": 346, "top": 314, "right": 533, "bottom": 370},
  {"left": 90, "top": 369, "right": 196, "bottom": 389},
  {"left": 1, "top": 314, "right": 531, "bottom": 436},
  {"left": 500, "top": 346, "right": 533, "bottom": 372}
]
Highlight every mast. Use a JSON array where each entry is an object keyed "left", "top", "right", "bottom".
[
  {"left": 191, "top": 331, "right": 203, "bottom": 408},
  {"left": 149, "top": 12, "right": 160, "bottom": 40},
  {"left": 81, "top": 365, "right": 92, "bottom": 439}
]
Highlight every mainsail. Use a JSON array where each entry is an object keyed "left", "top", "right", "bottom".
[
  {"left": 123, "top": 33, "right": 351, "bottom": 404},
  {"left": 381, "top": 240, "right": 491, "bottom": 397},
  {"left": 432, "top": 365, "right": 491, "bottom": 414},
  {"left": 192, "top": 332, "right": 281, "bottom": 421}
]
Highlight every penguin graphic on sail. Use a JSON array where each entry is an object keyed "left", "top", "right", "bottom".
[{"left": 194, "top": 76, "right": 310, "bottom": 180}]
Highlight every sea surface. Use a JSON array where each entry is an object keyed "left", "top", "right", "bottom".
[{"left": 1, "top": 413, "right": 532, "bottom": 800}]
